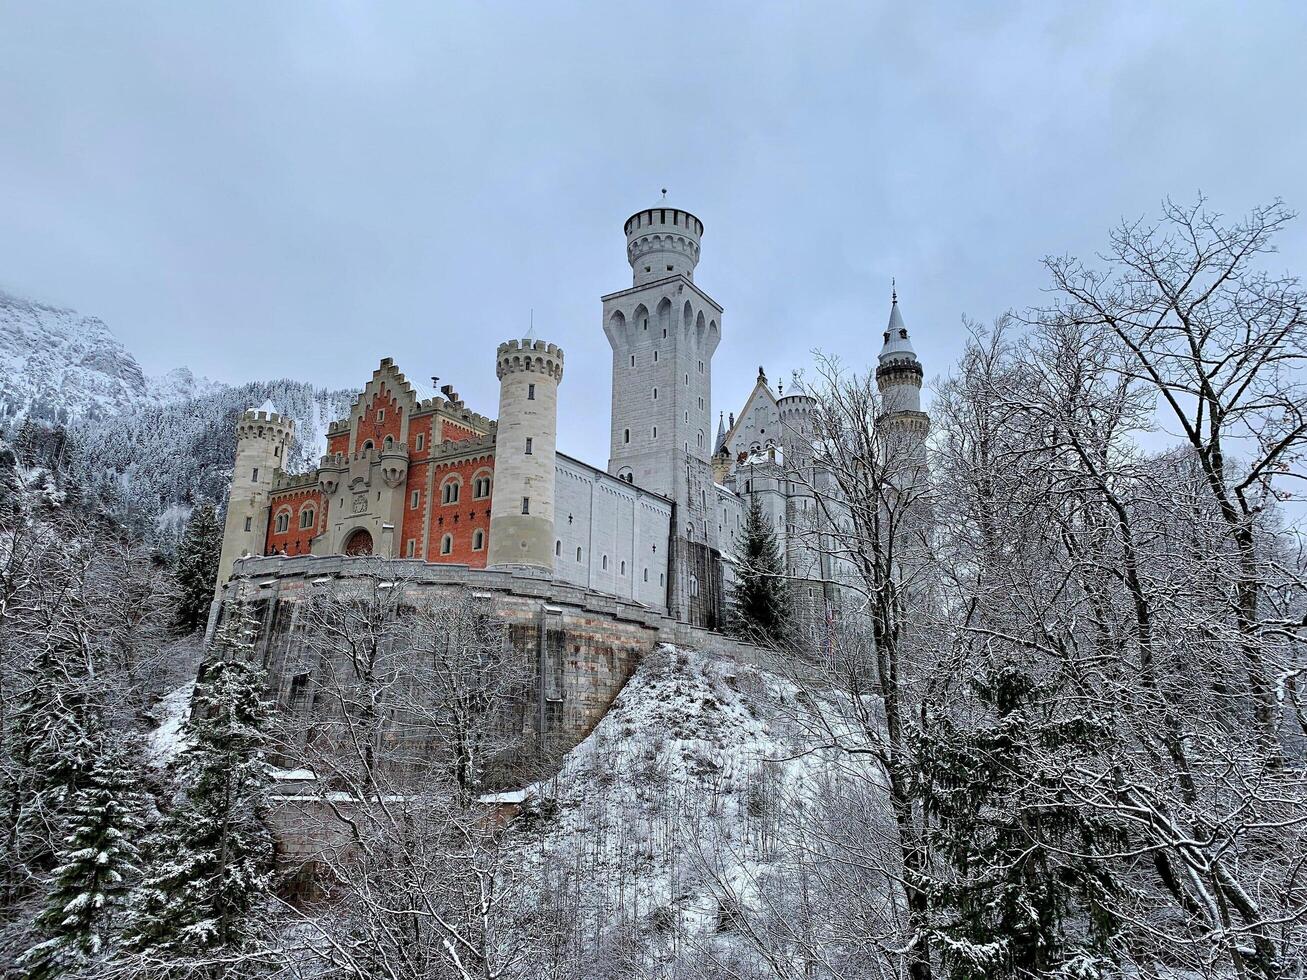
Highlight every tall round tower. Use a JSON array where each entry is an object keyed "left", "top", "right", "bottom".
[
  {"left": 213, "top": 403, "right": 294, "bottom": 600},
  {"left": 487, "top": 339, "right": 564, "bottom": 571},
  {"left": 875, "top": 292, "right": 930, "bottom": 451},
  {"left": 624, "top": 203, "right": 703, "bottom": 287}
]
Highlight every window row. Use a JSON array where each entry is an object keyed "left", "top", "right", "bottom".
[
  {"left": 273, "top": 505, "right": 317, "bottom": 534},
  {"left": 422, "top": 528, "right": 486, "bottom": 557}
]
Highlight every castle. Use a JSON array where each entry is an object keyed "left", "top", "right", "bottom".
[{"left": 212, "top": 202, "right": 927, "bottom": 634}]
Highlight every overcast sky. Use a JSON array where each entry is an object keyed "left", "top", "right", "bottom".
[{"left": 2, "top": 1, "right": 1305, "bottom": 467}]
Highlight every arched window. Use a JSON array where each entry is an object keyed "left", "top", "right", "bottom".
[
  {"left": 362, "top": 440, "right": 375, "bottom": 451},
  {"left": 299, "top": 507, "right": 315, "bottom": 529},
  {"left": 441, "top": 478, "right": 460, "bottom": 504},
  {"left": 690, "top": 574, "right": 699, "bottom": 598},
  {"left": 383, "top": 435, "right": 394, "bottom": 448},
  {"left": 643, "top": 568, "right": 649, "bottom": 582},
  {"left": 555, "top": 540, "right": 561, "bottom": 556},
  {"left": 472, "top": 529, "right": 484, "bottom": 551},
  {"left": 576, "top": 547, "right": 583, "bottom": 562},
  {"left": 602, "top": 555, "right": 608, "bottom": 570},
  {"left": 623, "top": 428, "right": 630, "bottom": 444},
  {"left": 620, "top": 560, "right": 626, "bottom": 575},
  {"left": 275, "top": 509, "right": 290, "bottom": 533},
  {"left": 440, "top": 534, "right": 453, "bottom": 555},
  {"left": 472, "top": 472, "right": 492, "bottom": 498},
  {"left": 651, "top": 425, "right": 658, "bottom": 439}
]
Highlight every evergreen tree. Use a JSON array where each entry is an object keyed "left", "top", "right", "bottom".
[
  {"left": 728, "top": 494, "right": 793, "bottom": 647},
  {"left": 127, "top": 605, "right": 274, "bottom": 958},
  {"left": 20, "top": 742, "right": 145, "bottom": 978},
  {"left": 172, "top": 503, "right": 221, "bottom": 635},
  {"left": 916, "top": 664, "right": 1122, "bottom": 979}
]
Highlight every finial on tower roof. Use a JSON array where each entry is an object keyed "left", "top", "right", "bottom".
[
  {"left": 892, "top": 277, "right": 897, "bottom": 305},
  {"left": 661, "top": 187, "right": 667, "bottom": 201}
]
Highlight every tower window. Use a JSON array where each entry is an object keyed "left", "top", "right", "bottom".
[
  {"left": 666, "top": 266, "right": 673, "bottom": 273},
  {"left": 522, "top": 497, "right": 530, "bottom": 515},
  {"left": 252, "top": 467, "right": 259, "bottom": 481},
  {"left": 244, "top": 517, "right": 252, "bottom": 532},
  {"left": 300, "top": 508, "right": 315, "bottom": 529},
  {"left": 416, "top": 433, "right": 425, "bottom": 451},
  {"left": 643, "top": 568, "right": 648, "bottom": 582},
  {"left": 653, "top": 351, "right": 659, "bottom": 362},
  {"left": 662, "top": 327, "right": 668, "bottom": 338},
  {"left": 652, "top": 388, "right": 658, "bottom": 401},
  {"left": 472, "top": 529, "right": 484, "bottom": 551},
  {"left": 624, "top": 429, "right": 630, "bottom": 444},
  {"left": 440, "top": 534, "right": 453, "bottom": 555},
  {"left": 525, "top": 437, "right": 533, "bottom": 455},
  {"left": 274, "top": 445, "right": 281, "bottom": 458},
  {"left": 630, "top": 354, "right": 636, "bottom": 367},
  {"left": 642, "top": 318, "right": 648, "bottom": 330},
  {"left": 602, "top": 555, "right": 608, "bottom": 570},
  {"left": 652, "top": 426, "right": 658, "bottom": 439},
  {"left": 411, "top": 490, "right": 420, "bottom": 509},
  {"left": 620, "top": 560, "right": 626, "bottom": 575},
  {"left": 576, "top": 546, "right": 582, "bottom": 562},
  {"left": 528, "top": 383, "right": 535, "bottom": 400}
]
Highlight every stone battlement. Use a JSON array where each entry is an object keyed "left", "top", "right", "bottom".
[{"left": 496, "top": 339, "right": 564, "bottom": 381}]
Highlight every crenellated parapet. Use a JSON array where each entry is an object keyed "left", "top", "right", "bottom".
[
  {"left": 495, "top": 339, "right": 565, "bottom": 382},
  {"left": 237, "top": 408, "right": 294, "bottom": 443}
]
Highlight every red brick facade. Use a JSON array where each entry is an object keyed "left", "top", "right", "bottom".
[
  {"left": 354, "top": 381, "right": 403, "bottom": 450},
  {"left": 266, "top": 487, "right": 326, "bottom": 556},
  {"left": 422, "top": 455, "right": 494, "bottom": 568}
]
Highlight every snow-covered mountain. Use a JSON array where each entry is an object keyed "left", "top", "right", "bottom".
[
  {"left": 0, "top": 290, "right": 353, "bottom": 544},
  {"left": 0, "top": 290, "right": 223, "bottom": 423}
]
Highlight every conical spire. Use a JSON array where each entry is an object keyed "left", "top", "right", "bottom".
[
  {"left": 715, "top": 412, "right": 728, "bottom": 453},
  {"left": 879, "top": 286, "right": 917, "bottom": 364}
]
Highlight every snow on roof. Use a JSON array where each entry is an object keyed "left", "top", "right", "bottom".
[{"left": 252, "top": 398, "right": 278, "bottom": 414}]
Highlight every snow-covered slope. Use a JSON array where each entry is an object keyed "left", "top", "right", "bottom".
[
  {"left": 513, "top": 646, "right": 894, "bottom": 975},
  {"left": 0, "top": 291, "right": 220, "bottom": 423}
]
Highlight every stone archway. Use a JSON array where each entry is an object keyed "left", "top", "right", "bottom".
[{"left": 344, "top": 528, "right": 374, "bottom": 556}]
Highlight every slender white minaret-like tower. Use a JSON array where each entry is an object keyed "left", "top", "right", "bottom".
[
  {"left": 487, "top": 339, "right": 564, "bottom": 572},
  {"left": 875, "top": 288, "right": 930, "bottom": 466}
]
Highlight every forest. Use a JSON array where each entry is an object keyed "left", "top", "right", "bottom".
[{"left": 0, "top": 199, "right": 1304, "bottom": 979}]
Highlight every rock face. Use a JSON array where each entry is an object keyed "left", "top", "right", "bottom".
[{"left": 0, "top": 290, "right": 217, "bottom": 424}]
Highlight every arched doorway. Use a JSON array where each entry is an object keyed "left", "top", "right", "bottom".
[{"left": 344, "top": 528, "right": 373, "bottom": 555}]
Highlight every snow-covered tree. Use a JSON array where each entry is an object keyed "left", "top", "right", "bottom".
[
  {"left": 728, "top": 494, "right": 793, "bottom": 648},
  {"left": 127, "top": 603, "right": 274, "bottom": 959},
  {"left": 171, "top": 503, "right": 220, "bottom": 636},
  {"left": 20, "top": 741, "right": 145, "bottom": 978}
]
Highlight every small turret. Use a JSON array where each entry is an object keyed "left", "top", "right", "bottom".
[
  {"left": 213, "top": 404, "right": 294, "bottom": 600},
  {"left": 487, "top": 338, "right": 564, "bottom": 572}
]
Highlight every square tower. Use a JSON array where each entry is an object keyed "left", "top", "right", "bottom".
[{"left": 604, "top": 203, "right": 723, "bottom": 626}]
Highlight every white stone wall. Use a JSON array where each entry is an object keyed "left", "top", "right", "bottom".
[{"left": 553, "top": 453, "right": 671, "bottom": 610}]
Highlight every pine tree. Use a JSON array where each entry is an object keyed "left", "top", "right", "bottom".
[
  {"left": 916, "top": 664, "right": 1123, "bottom": 979},
  {"left": 172, "top": 503, "right": 221, "bottom": 635},
  {"left": 127, "top": 605, "right": 274, "bottom": 957},
  {"left": 728, "top": 494, "right": 793, "bottom": 647},
  {"left": 20, "top": 742, "right": 145, "bottom": 978}
]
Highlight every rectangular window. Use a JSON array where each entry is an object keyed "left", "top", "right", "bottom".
[
  {"left": 244, "top": 517, "right": 252, "bottom": 532},
  {"left": 528, "top": 383, "right": 535, "bottom": 400},
  {"left": 252, "top": 467, "right": 259, "bottom": 481},
  {"left": 416, "top": 433, "right": 425, "bottom": 451},
  {"left": 406, "top": 539, "right": 415, "bottom": 557},
  {"left": 274, "top": 445, "right": 281, "bottom": 457},
  {"left": 630, "top": 354, "right": 636, "bottom": 367},
  {"left": 525, "top": 437, "right": 533, "bottom": 455},
  {"left": 521, "top": 497, "right": 530, "bottom": 515},
  {"left": 377, "top": 409, "right": 385, "bottom": 422},
  {"left": 411, "top": 490, "right": 420, "bottom": 509}
]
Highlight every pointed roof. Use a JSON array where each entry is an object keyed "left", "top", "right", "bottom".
[
  {"left": 878, "top": 292, "right": 918, "bottom": 365},
  {"left": 254, "top": 398, "right": 278, "bottom": 415},
  {"left": 715, "top": 412, "right": 728, "bottom": 453}
]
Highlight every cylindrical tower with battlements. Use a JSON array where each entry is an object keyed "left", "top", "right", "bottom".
[
  {"left": 213, "top": 405, "right": 294, "bottom": 601},
  {"left": 487, "top": 339, "right": 564, "bottom": 571},
  {"left": 624, "top": 205, "right": 703, "bottom": 287},
  {"left": 875, "top": 294, "right": 930, "bottom": 459}
]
